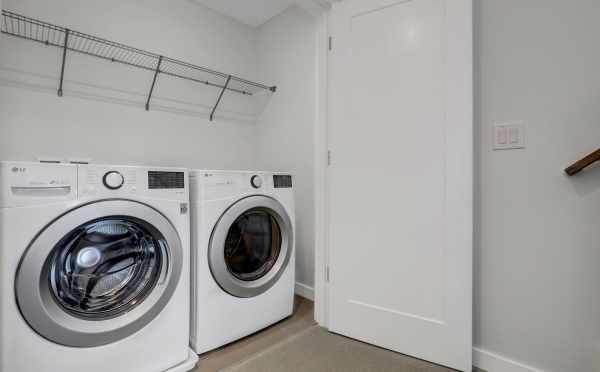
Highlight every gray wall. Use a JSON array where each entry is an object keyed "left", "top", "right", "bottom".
[
  {"left": 476, "top": 1, "right": 600, "bottom": 371},
  {"left": 0, "top": 0, "right": 319, "bottom": 297},
  {"left": 255, "top": 6, "right": 317, "bottom": 291},
  {"left": 0, "top": 0, "right": 259, "bottom": 169}
]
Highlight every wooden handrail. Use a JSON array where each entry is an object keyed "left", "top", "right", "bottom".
[{"left": 565, "top": 148, "right": 600, "bottom": 176}]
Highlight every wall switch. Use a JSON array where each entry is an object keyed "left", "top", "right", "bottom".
[
  {"left": 493, "top": 122, "right": 525, "bottom": 150},
  {"left": 495, "top": 126, "right": 508, "bottom": 145}
]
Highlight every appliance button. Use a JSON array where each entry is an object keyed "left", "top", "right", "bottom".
[
  {"left": 250, "top": 175, "right": 262, "bottom": 189},
  {"left": 103, "top": 171, "right": 124, "bottom": 190}
]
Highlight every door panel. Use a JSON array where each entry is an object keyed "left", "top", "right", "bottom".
[
  {"left": 16, "top": 200, "right": 183, "bottom": 347},
  {"left": 327, "top": 0, "right": 472, "bottom": 370},
  {"left": 208, "top": 195, "right": 293, "bottom": 298}
]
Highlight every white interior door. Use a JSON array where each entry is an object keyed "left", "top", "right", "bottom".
[{"left": 326, "top": 0, "right": 473, "bottom": 370}]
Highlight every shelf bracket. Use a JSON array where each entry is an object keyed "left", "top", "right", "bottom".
[
  {"left": 57, "top": 29, "right": 69, "bottom": 97},
  {"left": 145, "top": 56, "right": 163, "bottom": 111},
  {"left": 209, "top": 75, "right": 231, "bottom": 122}
]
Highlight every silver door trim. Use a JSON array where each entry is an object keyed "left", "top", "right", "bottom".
[
  {"left": 15, "top": 199, "right": 183, "bottom": 347},
  {"left": 209, "top": 195, "right": 293, "bottom": 298}
]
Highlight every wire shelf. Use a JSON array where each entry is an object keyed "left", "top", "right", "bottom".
[{"left": 0, "top": 9, "right": 276, "bottom": 120}]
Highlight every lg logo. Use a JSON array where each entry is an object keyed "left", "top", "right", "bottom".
[{"left": 11, "top": 167, "right": 26, "bottom": 173}]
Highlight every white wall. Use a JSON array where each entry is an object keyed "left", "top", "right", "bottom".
[
  {"left": 255, "top": 6, "right": 317, "bottom": 291},
  {"left": 0, "top": 0, "right": 260, "bottom": 169},
  {"left": 476, "top": 1, "right": 600, "bottom": 371},
  {"left": 0, "top": 0, "right": 320, "bottom": 295}
]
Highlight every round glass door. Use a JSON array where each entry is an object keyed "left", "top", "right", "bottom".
[
  {"left": 224, "top": 210, "right": 282, "bottom": 282},
  {"left": 49, "top": 218, "right": 163, "bottom": 320},
  {"left": 209, "top": 196, "right": 293, "bottom": 298},
  {"left": 16, "top": 200, "right": 183, "bottom": 347}
]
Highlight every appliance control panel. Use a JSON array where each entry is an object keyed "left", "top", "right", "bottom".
[
  {"left": 78, "top": 165, "right": 188, "bottom": 201},
  {"left": 0, "top": 161, "right": 77, "bottom": 208},
  {"left": 192, "top": 171, "right": 293, "bottom": 202}
]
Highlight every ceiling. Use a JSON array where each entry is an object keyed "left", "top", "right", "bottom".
[{"left": 192, "top": 0, "right": 298, "bottom": 27}]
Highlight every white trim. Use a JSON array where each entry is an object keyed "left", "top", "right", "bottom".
[
  {"left": 294, "top": 282, "right": 315, "bottom": 301},
  {"left": 473, "top": 348, "right": 547, "bottom": 372},
  {"left": 312, "top": 3, "right": 330, "bottom": 327}
]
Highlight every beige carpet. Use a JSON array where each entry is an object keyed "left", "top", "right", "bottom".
[{"left": 220, "top": 325, "right": 459, "bottom": 372}]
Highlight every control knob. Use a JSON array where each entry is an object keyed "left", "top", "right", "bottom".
[
  {"left": 103, "top": 171, "right": 124, "bottom": 190},
  {"left": 250, "top": 175, "right": 262, "bottom": 189}
]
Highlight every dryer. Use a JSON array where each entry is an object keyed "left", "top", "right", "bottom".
[
  {"left": 0, "top": 161, "right": 198, "bottom": 372},
  {"left": 190, "top": 171, "right": 295, "bottom": 354}
]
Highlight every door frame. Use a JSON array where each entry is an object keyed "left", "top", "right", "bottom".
[
  {"left": 310, "top": 1, "right": 331, "bottom": 328},
  {"left": 312, "top": 0, "right": 474, "bottom": 346},
  {"left": 293, "top": 0, "right": 332, "bottom": 326}
]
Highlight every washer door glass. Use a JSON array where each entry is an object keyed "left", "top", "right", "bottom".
[
  {"left": 49, "top": 218, "right": 163, "bottom": 319},
  {"left": 224, "top": 210, "right": 282, "bottom": 282},
  {"left": 209, "top": 195, "right": 293, "bottom": 298},
  {"left": 16, "top": 200, "right": 183, "bottom": 348}
]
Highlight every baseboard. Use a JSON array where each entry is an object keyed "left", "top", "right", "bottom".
[
  {"left": 473, "top": 348, "right": 547, "bottom": 372},
  {"left": 294, "top": 282, "right": 314, "bottom": 301}
]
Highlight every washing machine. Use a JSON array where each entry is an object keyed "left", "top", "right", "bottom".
[
  {"left": 0, "top": 161, "right": 198, "bottom": 372},
  {"left": 190, "top": 170, "right": 295, "bottom": 354}
]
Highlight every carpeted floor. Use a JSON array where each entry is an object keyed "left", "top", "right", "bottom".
[{"left": 220, "top": 325, "right": 460, "bottom": 372}]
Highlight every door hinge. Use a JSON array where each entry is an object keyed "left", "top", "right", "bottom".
[
  {"left": 325, "top": 265, "right": 330, "bottom": 282},
  {"left": 327, "top": 150, "right": 332, "bottom": 166},
  {"left": 328, "top": 36, "right": 332, "bottom": 51}
]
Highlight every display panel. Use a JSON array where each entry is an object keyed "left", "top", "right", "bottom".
[
  {"left": 148, "top": 171, "right": 184, "bottom": 189},
  {"left": 273, "top": 175, "right": 292, "bottom": 188}
]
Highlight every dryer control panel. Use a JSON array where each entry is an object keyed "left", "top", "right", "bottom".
[
  {"left": 190, "top": 171, "right": 293, "bottom": 203},
  {"left": 78, "top": 165, "right": 188, "bottom": 202}
]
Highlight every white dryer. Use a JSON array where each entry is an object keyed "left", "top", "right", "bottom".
[
  {"left": 0, "top": 161, "right": 198, "bottom": 372},
  {"left": 190, "top": 171, "right": 295, "bottom": 354}
]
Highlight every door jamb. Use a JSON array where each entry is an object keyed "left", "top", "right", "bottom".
[
  {"left": 313, "top": 6, "right": 330, "bottom": 328},
  {"left": 295, "top": 0, "right": 332, "bottom": 328}
]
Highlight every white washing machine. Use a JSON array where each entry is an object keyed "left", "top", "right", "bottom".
[
  {"left": 0, "top": 161, "right": 198, "bottom": 372},
  {"left": 190, "top": 170, "right": 295, "bottom": 354}
]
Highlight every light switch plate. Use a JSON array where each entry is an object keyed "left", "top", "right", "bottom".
[{"left": 493, "top": 122, "right": 525, "bottom": 150}]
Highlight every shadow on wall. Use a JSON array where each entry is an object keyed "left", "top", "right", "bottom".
[
  {"left": 567, "top": 163, "right": 600, "bottom": 197},
  {"left": 0, "top": 29, "right": 272, "bottom": 124}
]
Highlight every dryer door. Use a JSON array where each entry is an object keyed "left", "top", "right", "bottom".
[
  {"left": 16, "top": 199, "right": 183, "bottom": 347},
  {"left": 209, "top": 195, "right": 293, "bottom": 298}
]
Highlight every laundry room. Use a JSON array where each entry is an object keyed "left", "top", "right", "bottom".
[{"left": 1, "top": 1, "right": 600, "bottom": 372}]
